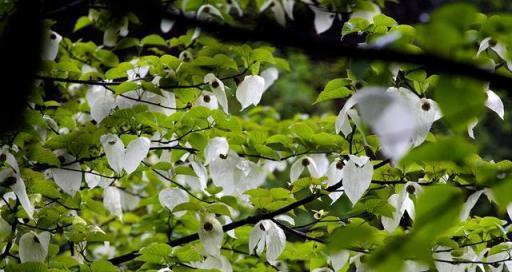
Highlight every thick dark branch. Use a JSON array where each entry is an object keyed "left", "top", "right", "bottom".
[{"left": 158, "top": 9, "right": 512, "bottom": 91}]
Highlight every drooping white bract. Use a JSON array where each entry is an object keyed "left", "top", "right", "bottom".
[
  {"left": 225, "top": 0, "right": 243, "bottom": 16},
  {"left": 342, "top": 155, "right": 373, "bottom": 205},
  {"left": 210, "top": 151, "right": 266, "bottom": 198},
  {"left": 260, "top": 0, "right": 287, "bottom": 26},
  {"left": 336, "top": 87, "right": 418, "bottom": 162},
  {"left": 310, "top": 6, "right": 336, "bottom": 34},
  {"left": 486, "top": 89, "right": 505, "bottom": 119},
  {"left": 103, "top": 17, "right": 129, "bottom": 47},
  {"left": 198, "top": 214, "right": 224, "bottom": 257},
  {"left": 282, "top": 0, "right": 295, "bottom": 20},
  {"left": 467, "top": 88, "right": 505, "bottom": 139},
  {"left": 0, "top": 153, "right": 34, "bottom": 219},
  {"left": 51, "top": 153, "right": 82, "bottom": 196},
  {"left": 204, "top": 137, "right": 229, "bottom": 165},
  {"left": 381, "top": 182, "right": 422, "bottom": 232},
  {"left": 103, "top": 186, "right": 123, "bottom": 219},
  {"left": 189, "top": 254, "right": 233, "bottom": 272},
  {"left": 85, "top": 170, "right": 113, "bottom": 189},
  {"left": 86, "top": 85, "right": 116, "bottom": 123},
  {"left": 289, "top": 154, "right": 329, "bottom": 182},
  {"left": 100, "top": 134, "right": 150, "bottom": 174},
  {"left": 477, "top": 37, "right": 512, "bottom": 71},
  {"left": 326, "top": 159, "right": 344, "bottom": 203},
  {"left": 41, "top": 30, "right": 62, "bottom": 61},
  {"left": 204, "top": 73, "right": 229, "bottom": 113},
  {"left": 160, "top": 18, "right": 175, "bottom": 33},
  {"left": 260, "top": 67, "right": 279, "bottom": 92},
  {"left": 197, "top": 4, "right": 224, "bottom": 20},
  {"left": 330, "top": 250, "right": 350, "bottom": 272},
  {"left": 387, "top": 87, "right": 442, "bottom": 147},
  {"left": 159, "top": 188, "right": 189, "bottom": 217},
  {"left": 196, "top": 91, "right": 219, "bottom": 110},
  {"left": 262, "top": 159, "right": 287, "bottom": 174},
  {"left": 19, "top": 231, "right": 51, "bottom": 263},
  {"left": 236, "top": 75, "right": 266, "bottom": 110},
  {"left": 249, "top": 219, "right": 286, "bottom": 265},
  {"left": 175, "top": 159, "right": 208, "bottom": 192},
  {"left": 459, "top": 190, "right": 486, "bottom": 221}
]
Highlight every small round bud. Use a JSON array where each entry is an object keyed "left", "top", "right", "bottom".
[
  {"left": 50, "top": 33, "right": 57, "bottom": 40},
  {"left": 259, "top": 223, "right": 266, "bottom": 231},
  {"left": 488, "top": 38, "right": 498, "bottom": 47},
  {"left": 406, "top": 185, "right": 416, "bottom": 194},
  {"left": 3, "top": 176, "right": 17, "bottom": 187},
  {"left": 219, "top": 154, "right": 228, "bottom": 159},
  {"left": 203, "top": 222, "right": 213, "bottom": 231},
  {"left": 203, "top": 95, "right": 211, "bottom": 103},
  {"left": 336, "top": 161, "right": 344, "bottom": 169},
  {"left": 211, "top": 81, "right": 219, "bottom": 88},
  {"left": 58, "top": 156, "right": 66, "bottom": 163},
  {"left": 108, "top": 140, "right": 117, "bottom": 145},
  {"left": 421, "top": 101, "right": 431, "bottom": 111},
  {"left": 186, "top": 102, "right": 193, "bottom": 109},
  {"left": 301, "top": 158, "right": 310, "bottom": 166}
]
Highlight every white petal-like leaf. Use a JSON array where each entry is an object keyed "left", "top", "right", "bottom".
[
  {"left": 204, "top": 137, "right": 229, "bottom": 165},
  {"left": 104, "top": 186, "right": 123, "bottom": 219},
  {"left": 19, "top": 231, "right": 51, "bottom": 263},
  {"left": 342, "top": 156, "right": 373, "bottom": 205},
  {"left": 160, "top": 18, "right": 175, "bottom": 33},
  {"left": 52, "top": 162, "right": 82, "bottom": 196},
  {"left": 123, "top": 137, "right": 150, "bottom": 174},
  {"left": 11, "top": 177, "right": 34, "bottom": 219},
  {"left": 236, "top": 75, "right": 266, "bottom": 110},
  {"left": 159, "top": 188, "right": 189, "bottom": 216},
  {"left": 311, "top": 6, "right": 336, "bottom": 34},
  {"left": 261, "top": 67, "right": 279, "bottom": 91},
  {"left": 460, "top": 190, "right": 485, "bottom": 221},
  {"left": 198, "top": 214, "right": 224, "bottom": 257},
  {"left": 42, "top": 30, "right": 62, "bottom": 61},
  {"left": 486, "top": 90, "right": 505, "bottom": 119},
  {"left": 100, "top": 134, "right": 125, "bottom": 173}
]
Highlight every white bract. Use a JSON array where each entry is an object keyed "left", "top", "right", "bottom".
[
  {"left": 249, "top": 219, "right": 286, "bottom": 265},
  {"left": 210, "top": 151, "right": 266, "bottom": 197},
  {"left": 204, "top": 73, "right": 229, "bottom": 113},
  {"left": 51, "top": 162, "right": 82, "bottom": 196},
  {"left": 260, "top": 0, "right": 287, "bottom": 26},
  {"left": 260, "top": 67, "right": 279, "bottom": 91},
  {"left": 381, "top": 182, "right": 422, "bottom": 232},
  {"left": 196, "top": 91, "right": 219, "bottom": 110},
  {"left": 326, "top": 159, "right": 344, "bottom": 203},
  {"left": 204, "top": 137, "right": 229, "bottom": 165},
  {"left": 236, "top": 75, "right": 266, "bottom": 110},
  {"left": 86, "top": 85, "right": 117, "bottom": 123},
  {"left": 197, "top": 4, "right": 224, "bottom": 20},
  {"left": 0, "top": 155, "right": 34, "bottom": 219},
  {"left": 289, "top": 154, "right": 329, "bottom": 182},
  {"left": 310, "top": 6, "right": 336, "bottom": 34},
  {"left": 158, "top": 188, "right": 189, "bottom": 216},
  {"left": 477, "top": 37, "right": 512, "bottom": 71},
  {"left": 459, "top": 190, "right": 486, "bottom": 221},
  {"left": 198, "top": 214, "right": 224, "bottom": 257},
  {"left": 330, "top": 250, "right": 350, "bottom": 272},
  {"left": 104, "top": 186, "right": 123, "bottom": 219},
  {"left": 336, "top": 87, "right": 418, "bottom": 162},
  {"left": 342, "top": 155, "right": 373, "bottom": 205},
  {"left": 467, "top": 88, "right": 505, "bottom": 139},
  {"left": 41, "top": 30, "right": 62, "bottom": 61},
  {"left": 19, "top": 231, "right": 51, "bottom": 263},
  {"left": 189, "top": 254, "right": 233, "bottom": 272},
  {"left": 100, "top": 134, "right": 150, "bottom": 174},
  {"left": 160, "top": 18, "right": 175, "bottom": 33}
]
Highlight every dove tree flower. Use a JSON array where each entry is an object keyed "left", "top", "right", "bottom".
[
  {"left": 310, "top": 6, "right": 337, "bottom": 34},
  {"left": 41, "top": 30, "right": 62, "bottom": 61},
  {"left": 468, "top": 87, "right": 505, "bottom": 139},
  {"left": 477, "top": 37, "right": 512, "bottom": 71},
  {"left": 289, "top": 154, "right": 329, "bottom": 182},
  {"left": 19, "top": 231, "right": 51, "bottom": 263},
  {"left": 204, "top": 73, "right": 229, "bottom": 113},
  {"left": 249, "top": 219, "right": 286, "bottom": 265},
  {"left": 100, "top": 134, "right": 150, "bottom": 174},
  {"left": 236, "top": 75, "right": 266, "bottom": 110},
  {"left": 342, "top": 155, "right": 373, "bottom": 205},
  {"left": 198, "top": 213, "right": 224, "bottom": 257}
]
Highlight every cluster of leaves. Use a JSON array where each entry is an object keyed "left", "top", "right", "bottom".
[{"left": 1, "top": 0, "right": 512, "bottom": 271}]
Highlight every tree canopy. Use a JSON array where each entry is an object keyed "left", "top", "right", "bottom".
[{"left": 1, "top": 0, "right": 512, "bottom": 271}]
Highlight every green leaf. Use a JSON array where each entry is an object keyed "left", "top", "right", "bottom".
[
  {"left": 138, "top": 243, "right": 173, "bottom": 264},
  {"left": 27, "top": 145, "right": 60, "bottom": 167},
  {"left": 114, "top": 81, "right": 139, "bottom": 94},
  {"left": 314, "top": 79, "right": 352, "bottom": 104},
  {"left": 141, "top": 34, "right": 167, "bottom": 46},
  {"left": 434, "top": 76, "right": 486, "bottom": 131},
  {"left": 73, "top": 16, "right": 91, "bottom": 32},
  {"left": 328, "top": 219, "right": 381, "bottom": 252},
  {"left": 91, "top": 260, "right": 118, "bottom": 272},
  {"left": 401, "top": 137, "right": 476, "bottom": 164}
]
